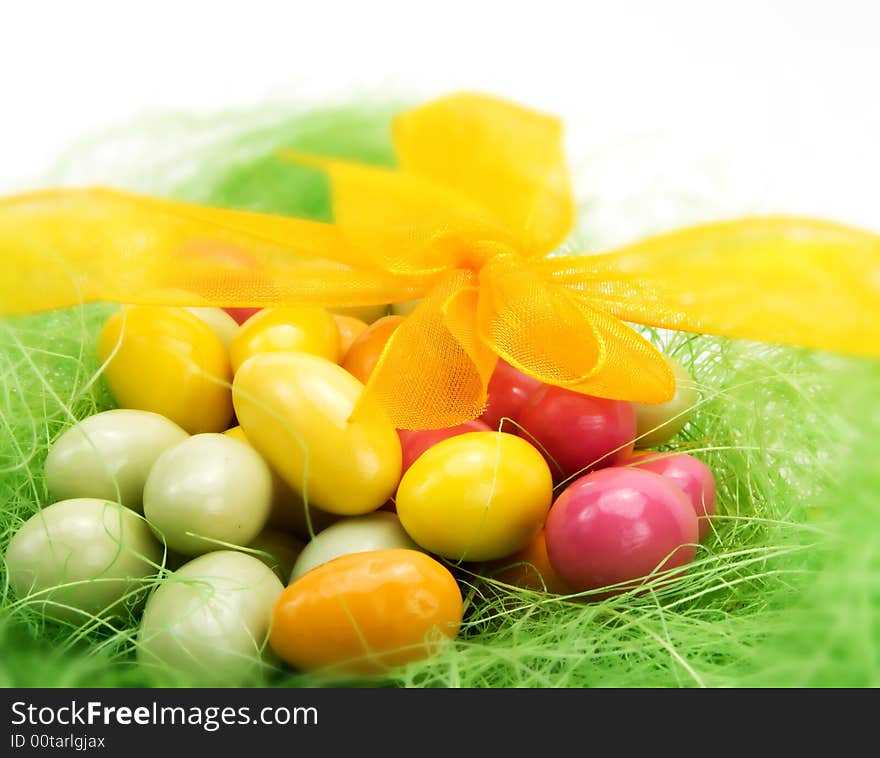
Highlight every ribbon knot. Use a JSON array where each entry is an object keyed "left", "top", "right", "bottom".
[
  {"left": 1, "top": 92, "right": 879, "bottom": 429},
  {"left": 463, "top": 240, "right": 517, "bottom": 273}
]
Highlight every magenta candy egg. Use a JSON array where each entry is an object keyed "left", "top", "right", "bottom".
[
  {"left": 629, "top": 452, "right": 717, "bottom": 539},
  {"left": 397, "top": 420, "right": 491, "bottom": 474},
  {"left": 517, "top": 385, "right": 636, "bottom": 480},
  {"left": 545, "top": 467, "right": 698, "bottom": 595},
  {"left": 480, "top": 360, "right": 543, "bottom": 431}
]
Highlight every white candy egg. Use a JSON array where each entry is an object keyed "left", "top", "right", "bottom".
[
  {"left": 136, "top": 551, "right": 283, "bottom": 684},
  {"left": 290, "top": 511, "right": 420, "bottom": 581},
  {"left": 143, "top": 433, "right": 272, "bottom": 555},
  {"left": 45, "top": 409, "right": 188, "bottom": 512},
  {"left": 5, "top": 498, "right": 162, "bottom": 623},
  {"left": 185, "top": 307, "right": 240, "bottom": 349},
  {"left": 634, "top": 357, "right": 699, "bottom": 448}
]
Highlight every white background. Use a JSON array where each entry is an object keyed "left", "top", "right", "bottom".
[{"left": 1, "top": 0, "right": 878, "bottom": 235}]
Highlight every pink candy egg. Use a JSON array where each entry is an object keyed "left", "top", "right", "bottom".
[
  {"left": 628, "top": 452, "right": 716, "bottom": 539},
  {"left": 480, "top": 360, "right": 543, "bottom": 431},
  {"left": 397, "top": 420, "right": 491, "bottom": 474},
  {"left": 545, "top": 467, "right": 698, "bottom": 595},
  {"left": 517, "top": 385, "right": 636, "bottom": 480}
]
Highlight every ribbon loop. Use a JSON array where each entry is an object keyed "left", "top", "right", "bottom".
[
  {"left": 478, "top": 254, "right": 675, "bottom": 402},
  {"left": 543, "top": 216, "right": 880, "bottom": 358},
  {"left": 393, "top": 92, "right": 575, "bottom": 256}
]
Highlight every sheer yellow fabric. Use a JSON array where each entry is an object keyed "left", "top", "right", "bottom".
[
  {"left": 276, "top": 150, "right": 516, "bottom": 276},
  {"left": 2, "top": 93, "right": 879, "bottom": 429},
  {"left": 0, "top": 188, "right": 430, "bottom": 313},
  {"left": 542, "top": 216, "right": 880, "bottom": 357},
  {"left": 392, "top": 92, "right": 574, "bottom": 256}
]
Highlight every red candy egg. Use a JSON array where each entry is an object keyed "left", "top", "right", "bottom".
[
  {"left": 628, "top": 452, "right": 716, "bottom": 539},
  {"left": 545, "top": 467, "right": 698, "bottom": 595},
  {"left": 225, "top": 307, "right": 262, "bottom": 325},
  {"left": 517, "top": 385, "right": 636, "bottom": 480},
  {"left": 480, "top": 360, "right": 543, "bottom": 431},
  {"left": 397, "top": 420, "right": 491, "bottom": 474}
]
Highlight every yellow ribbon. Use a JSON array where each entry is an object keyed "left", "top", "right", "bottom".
[{"left": 2, "top": 92, "right": 879, "bottom": 429}]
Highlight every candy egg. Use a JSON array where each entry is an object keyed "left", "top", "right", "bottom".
[
  {"left": 332, "top": 314, "right": 369, "bottom": 358},
  {"left": 271, "top": 549, "right": 462, "bottom": 674},
  {"left": 545, "top": 468, "right": 698, "bottom": 595},
  {"left": 143, "top": 433, "right": 273, "bottom": 555},
  {"left": 5, "top": 498, "right": 161, "bottom": 623},
  {"left": 480, "top": 360, "right": 543, "bottom": 431},
  {"left": 633, "top": 357, "right": 698, "bottom": 447},
  {"left": 341, "top": 315, "right": 404, "bottom": 383},
  {"left": 331, "top": 304, "right": 389, "bottom": 324},
  {"left": 290, "top": 512, "right": 419, "bottom": 580},
  {"left": 97, "top": 305, "right": 233, "bottom": 434},
  {"left": 224, "top": 307, "right": 262, "bottom": 325},
  {"left": 487, "top": 530, "right": 573, "bottom": 595},
  {"left": 396, "top": 431, "right": 553, "bottom": 561},
  {"left": 518, "top": 386, "right": 636, "bottom": 479},
  {"left": 45, "top": 409, "right": 188, "bottom": 512},
  {"left": 185, "top": 307, "right": 240, "bottom": 349},
  {"left": 232, "top": 352, "right": 402, "bottom": 515},
  {"left": 628, "top": 452, "right": 717, "bottom": 539},
  {"left": 137, "top": 551, "right": 283, "bottom": 684},
  {"left": 222, "top": 425, "right": 339, "bottom": 538},
  {"left": 229, "top": 305, "right": 341, "bottom": 372},
  {"left": 397, "top": 419, "right": 491, "bottom": 475}
]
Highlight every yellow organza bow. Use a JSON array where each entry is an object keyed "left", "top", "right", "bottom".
[{"left": 2, "top": 93, "right": 879, "bottom": 429}]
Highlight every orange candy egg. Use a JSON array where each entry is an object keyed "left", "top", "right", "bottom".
[
  {"left": 341, "top": 315, "right": 404, "bottom": 383},
  {"left": 270, "top": 549, "right": 462, "bottom": 674},
  {"left": 332, "top": 314, "right": 370, "bottom": 359},
  {"left": 488, "top": 531, "right": 573, "bottom": 595}
]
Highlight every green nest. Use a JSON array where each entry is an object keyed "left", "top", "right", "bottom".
[{"left": 1, "top": 103, "right": 878, "bottom": 688}]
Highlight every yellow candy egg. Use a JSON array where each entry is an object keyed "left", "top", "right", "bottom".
[
  {"left": 232, "top": 352, "right": 402, "bottom": 515},
  {"left": 229, "top": 305, "right": 341, "bottom": 373},
  {"left": 396, "top": 431, "right": 553, "bottom": 561},
  {"left": 270, "top": 549, "right": 462, "bottom": 674},
  {"left": 97, "top": 306, "right": 233, "bottom": 434}
]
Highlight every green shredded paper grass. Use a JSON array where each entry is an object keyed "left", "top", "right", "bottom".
[{"left": 1, "top": 103, "right": 878, "bottom": 688}]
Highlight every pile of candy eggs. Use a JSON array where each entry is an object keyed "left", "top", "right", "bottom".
[{"left": 3, "top": 300, "right": 716, "bottom": 683}]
